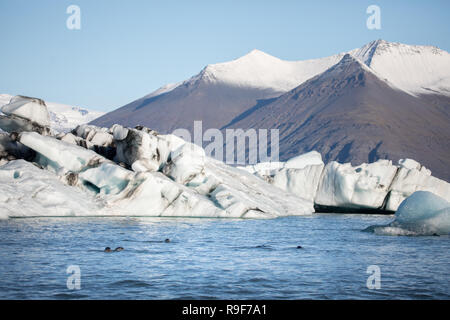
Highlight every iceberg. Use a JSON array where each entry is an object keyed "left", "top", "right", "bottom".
[
  {"left": 366, "top": 191, "right": 450, "bottom": 236},
  {"left": 198, "top": 159, "right": 314, "bottom": 217},
  {"left": 385, "top": 159, "right": 450, "bottom": 211},
  {"left": 0, "top": 133, "right": 35, "bottom": 163},
  {"left": 0, "top": 96, "right": 51, "bottom": 135},
  {"left": 19, "top": 132, "right": 105, "bottom": 174},
  {"left": 73, "top": 124, "right": 113, "bottom": 147},
  {"left": 239, "top": 151, "right": 325, "bottom": 202},
  {"left": 272, "top": 164, "right": 324, "bottom": 203},
  {"left": 284, "top": 151, "right": 323, "bottom": 169},
  {"left": 103, "top": 171, "right": 226, "bottom": 218},
  {"left": 163, "top": 142, "right": 206, "bottom": 185},
  {"left": 78, "top": 162, "right": 133, "bottom": 195},
  {"left": 4, "top": 116, "right": 450, "bottom": 220},
  {"left": 0, "top": 160, "right": 102, "bottom": 219},
  {"left": 0, "top": 122, "right": 315, "bottom": 219},
  {"left": 114, "top": 128, "right": 160, "bottom": 172},
  {"left": 315, "top": 160, "right": 398, "bottom": 210}
]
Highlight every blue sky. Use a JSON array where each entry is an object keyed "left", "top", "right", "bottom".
[{"left": 0, "top": 0, "right": 449, "bottom": 112}]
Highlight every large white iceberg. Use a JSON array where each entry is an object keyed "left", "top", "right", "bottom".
[
  {"left": 367, "top": 191, "right": 450, "bottom": 236},
  {"left": 2, "top": 125, "right": 315, "bottom": 219},
  {"left": 315, "top": 160, "right": 398, "bottom": 209},
  {"left": 385, "top": 160, "right": 450, "bottom": 211}
]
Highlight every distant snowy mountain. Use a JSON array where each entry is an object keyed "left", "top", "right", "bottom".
[
  {"left": 91, "top": 40, "right": 450, "bottom": 132},
  {"left": 91, "top": 50, "right": 346, "bottom": 131},
  {"left": 0, "top": 94, "right": 104, "bottom": 133}
]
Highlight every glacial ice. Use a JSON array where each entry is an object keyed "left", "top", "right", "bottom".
[
  {"left": 78, "top": 162, "right": 133, "bottom": 195},
  {"left": 163, "top": 142, "right": 206, "bottom": 185},
  {"left": 0, "top": 123, "right": 315, "bottom": 219},
  {"left": 0, "top": 133, "right": 34, "bottom": 162},
  {"left": 284, "top": 151, "right": 323, "bottom": 169},
  {"left": 74, "top": 124, "right": 113, "bottom": 147},
  {"left": 1, "top": 96, "right": 50, "bottom": 128},
  {"left": 239, "top": 151, "right": 325, "bottom": 202},
  {"left": 2, "top": 115, "right": 450, "bottom": 221},
  {"left": 198, "top": 159, "right": 314, "bottom": 217},
  {"left": 385, "top": 161, "right": 450, "bottom": 211},
  {"left": 19, "top": 132, "right": 105, "bottom": 174},
  {"left": 114, "top": 128, "right": 160, "bottom": 172},
  {"left": 272, "top": 164, "right": 324, "bottom": 203},
  {"left": 0, "top": 160, "right": 102, "bottom": 219},
  {"left": 0, "top": 93, "right": 105, "bottom": 134},
  {"left": 315, "top": 160, "right": 398, "bottom": 209},
  {"left": 367, "top": 191, "right": 450, "bottom": 236},
  {"left": 111, "top": 124, "right": 129, "bottom": 141},
  {"left": 103, "top": 171, "right": 226, "bottom": 218}
]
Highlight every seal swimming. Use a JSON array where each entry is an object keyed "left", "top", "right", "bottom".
[{"left": 104, "top": 247, "right": 124, "bottom": 252}]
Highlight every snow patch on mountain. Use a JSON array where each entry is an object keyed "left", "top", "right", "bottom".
[
  {"left": 351, "top": 39, "right": 450, "bottom": 96},
  {"left": 145, "top": 49, "right": 346, "bottom": 97}
]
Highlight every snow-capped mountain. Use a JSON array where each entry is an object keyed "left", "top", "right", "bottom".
[
  {"left": 91, "top": 40, "right": 450, "bottom": 133},
  {"left": 0, "top": 94, "right": 104, "bottom": 133},
  {"left": 139, "top": 41, "right": 450, "bottom": 98},
  {"left": 91, "top": 50, "right": 346, "bottom": 131}
]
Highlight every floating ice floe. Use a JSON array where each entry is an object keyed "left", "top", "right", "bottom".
[
  {"left": 239, "top": 155, "right": 450, "bottom": 213},
  {"left": 365, "top": 191, "right": 450, "bottom": 236}
]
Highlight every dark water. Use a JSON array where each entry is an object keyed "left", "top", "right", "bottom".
[{"left": 0, "top": 214, "right": 448, "bottom": 299}]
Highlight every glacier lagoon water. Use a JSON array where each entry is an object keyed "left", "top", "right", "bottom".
[{"left": 0, "top": 214, "right": 448, "bottom": 300}]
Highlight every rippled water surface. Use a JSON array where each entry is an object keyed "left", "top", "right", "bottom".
[{"left": 0, "top": 214, "right": 448, "bottom": 299}]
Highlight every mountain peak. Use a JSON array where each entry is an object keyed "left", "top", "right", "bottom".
[
  {"left": 241, "top": 49, "right": 275, "bottom": 59},
  {"left": 246, "top": 48, "right": 267, "bottom": 55},
  {"left": 328, "top": 53, "right": 373, "bottom": 75}
]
